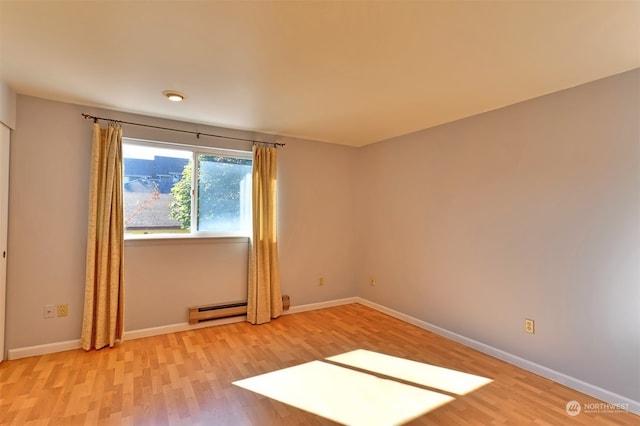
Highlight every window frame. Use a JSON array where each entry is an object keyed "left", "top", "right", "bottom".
[{"left": 122, "top": 137, "right": 253, "bottom": 240}]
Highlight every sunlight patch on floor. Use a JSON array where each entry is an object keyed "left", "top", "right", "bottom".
[
  {"left": 233, "top": 360, "right": 454, "bottom": 426},
  {"left": 327, "top": 349, "right": 493, "bottom": 395}
]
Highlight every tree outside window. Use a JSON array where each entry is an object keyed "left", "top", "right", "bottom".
[{"left": 123, "top": 140, "right": 251, "bottom": 237}]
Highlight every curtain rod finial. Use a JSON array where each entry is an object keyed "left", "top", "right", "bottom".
[{"left": 82, "top": 113, "right": 98, "bottom": 123}]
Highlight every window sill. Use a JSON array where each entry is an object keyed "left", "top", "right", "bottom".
[{"left": 124, "top": 233, "right": 249, "bottom": 246}]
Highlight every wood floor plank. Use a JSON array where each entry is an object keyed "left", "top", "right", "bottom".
[{"left": 0, "top": 303, "right": 637, "bottom": 425}]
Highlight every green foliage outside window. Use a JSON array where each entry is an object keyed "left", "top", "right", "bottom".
[
  {"left": 169, "top": 156, "right": 252, "bottom": 231},
  {"left": 169, "top": 162, "right": 193, "bottom": 229}
]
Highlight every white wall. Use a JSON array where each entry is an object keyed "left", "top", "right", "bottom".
[
  {"left": 0, "top": 81, "right": 16, "bottom": 130},
  {"left": 5, "top": 70, "right": 638, "bottom": 406},
  {"left": 278, "top": 136, "right": 358, "bottom": 305},
  {"left": 125, "top": 237, "right": 250, "bottom": 330},
  {"left": 6, "top": 95, "right": 358, "bottom": 349},
  {"left": 356, "top": 69, "right": 640, "bottom": 402},
  {"left": 7, "top": 97, "right": 91, "bottom": 350}
]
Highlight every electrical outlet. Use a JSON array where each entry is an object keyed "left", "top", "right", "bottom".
[
  {"left": 525, "top": 318, "right": 535, "bottom": 334},
  {"left": 44, "top": 304, "right": 55, "bottom": 319},
  {"left": 57, "top": 303, "right": 69, "bottom": 317},
  {"left": 318, "top": 276, "right": 324, "bottom": 286},
  {"left": 370, "top": 277, "right": 376, "bottom": 287}
]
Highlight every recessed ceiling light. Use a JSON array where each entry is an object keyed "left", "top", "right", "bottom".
[{"left": 163, "top": 91, "right": 185, "bottom": 102}]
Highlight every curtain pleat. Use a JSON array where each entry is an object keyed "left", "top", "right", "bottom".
[
  {"left": 81, "top": 123, "right": 125, "bottom": 350},
  {"left": 247, "top": 145, "right": 283, "bottom": 324}
]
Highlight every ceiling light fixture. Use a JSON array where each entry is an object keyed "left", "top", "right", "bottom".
[{"left": 163, "top": 91, "right": 185, "bottom": 102}]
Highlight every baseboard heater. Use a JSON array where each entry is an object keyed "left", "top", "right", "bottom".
[{"left": 188, "top": 295, "right": 290, "bottom": 324}]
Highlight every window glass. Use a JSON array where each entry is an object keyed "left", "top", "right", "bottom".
[
  {"left": 197, "top": 154, "right": 252, "bottom": 234},
  {"left": 123, "top": 139, "right": 251, "bottom": 237}
]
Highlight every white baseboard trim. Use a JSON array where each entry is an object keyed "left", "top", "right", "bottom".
[
  {"left": 6, "top": 296, "right": 639, "bottom": 416},
  {"left": 283, "top": 297, "right": 359, "bottom": 315},
  {"left": 5, "top": 298, "right": 359, "bottom": 360},
  {"left": 124, "top": 315, "right": 248, "bottom": 341},
  {"left": 8, "top": 339, "right": 81, "bottom": 360},
  {"left": 7, "top": 317, "right": 249, "bottom": 360},
  {"left": 126, "top": 297, "right": 360, "bottom": 341},
  {"left": 355, "top": 297, "right": 640, "bottom": 416}
]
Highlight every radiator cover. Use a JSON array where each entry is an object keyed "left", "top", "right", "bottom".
[{"left": 188, "top": 295, "right": 290, "bottom": 324}]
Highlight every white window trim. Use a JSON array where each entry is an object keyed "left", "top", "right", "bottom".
[{"left": 123, "top": 137, "right": 252, "bottom": 240}]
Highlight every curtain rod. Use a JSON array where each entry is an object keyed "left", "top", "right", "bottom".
[{"left": 81, "top": 113, "right": 285, "bottom": 147}]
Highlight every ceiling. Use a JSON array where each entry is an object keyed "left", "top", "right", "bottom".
[{"left": 1, "top": 1, "right": 638, "bottom": 147}]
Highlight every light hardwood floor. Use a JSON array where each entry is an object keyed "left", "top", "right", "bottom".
[{"left": 0, "top": 303, "right": 637, "bottom": 425}]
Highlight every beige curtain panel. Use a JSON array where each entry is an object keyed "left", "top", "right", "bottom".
[
  {"left": 247, "top": 145, "right": 283, "bottom": 324},
  {"left": 81, "top": 123, "right": 125, "bottom": 350}
]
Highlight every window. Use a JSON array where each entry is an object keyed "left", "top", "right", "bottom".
[{"left": 123, "top": 138, "right": 252, "bottom": 237}]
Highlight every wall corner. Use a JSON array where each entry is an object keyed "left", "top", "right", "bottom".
[{"left": 0, "top": 82, "right": 17, "bottom": 130}]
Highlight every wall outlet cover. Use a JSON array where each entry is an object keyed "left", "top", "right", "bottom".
[
  {"left": 57, "top": 303, "right": 69, "bottom": 317},
  {"left": 525, "top": 318, "right": 535, "bottom": 334},
  {"left": 44, "top": 304, "right": 55, "bottom": 319}
]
